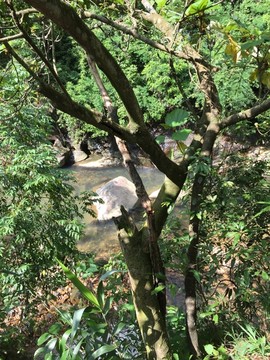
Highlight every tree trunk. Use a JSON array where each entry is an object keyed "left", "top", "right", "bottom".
[{"left": 115, "top": 207, "right": 172, "bottom": 360}]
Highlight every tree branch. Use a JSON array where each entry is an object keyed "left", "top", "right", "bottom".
[
  {"left": 0, "top": 32, "right": 23, "bottom": 42},
  {"left": 82, "top": 11, "right": 191, "bottom": 60},
  {"left": 87, "top": 52, "right": 167, "bottom": 318},
  {"left": 7, "top": 1, "right": 68, "bottom": 96},
  {"left": 220, "top": 98, "right": 270, "bottom": 129},
  {"left": 23, "top": 0, "right": 145, "bottom": 129}
]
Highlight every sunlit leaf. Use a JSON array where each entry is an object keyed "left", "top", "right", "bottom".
[
  {"left": 165, "top": 108, "right": 189, "bottom": 127},
  {"left": 99, "top": 269, "right": 123, "bottom": 281},
  {"left": 204, "top": 343, "right": 214, "bottom": 355},
  {"left": 172, "top": 129, "right": 192, "bottom": 141},
  {"left": 155, "top": 0, "right": 166, "bottom": 10},
  {"left": 151, "top": 284, "right": 165, "bottom": 295},
  {"left": 186, "top": 0, "right": 209, "bottom": 15},
  {"left": 176, "top": 141, "right": 187, "bottom": 154},
  {"left": 92, "top": 344, "right": 117, "bottom": 359},
  {"left": 57, "top": 259, "right": 101, "bottom": 310},
  {"left": 213, "top": 314, "right": 219, "bottom": 324},
  {"left": 71, "top": 308, "right": 87, "bottom": 343},
  {"left": 225, "top": 36, "right": 241, "bottom": 63},
  {"left": 37, "top": 332, "right": 52, "bottom": 346},
  {"left": 261, "top": 271, "right": 269, "bottom": 281}
]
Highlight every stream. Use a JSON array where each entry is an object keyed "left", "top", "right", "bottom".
[{"left": 64, "top": 157, "right": 165, "bottom": 259}]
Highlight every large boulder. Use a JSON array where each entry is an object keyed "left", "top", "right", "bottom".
[
  {"left": 53, "top": 138, "right": 72, "bottom": 167},
  {"left": 95, "top": 176, "right": 138, "bottom": 220},
  {"left": 72, "top": 149, "right": 88, "bottom": 163}
]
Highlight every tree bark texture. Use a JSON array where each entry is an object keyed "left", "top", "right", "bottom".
[{"left": 114, "top": 208, "right": 172, "bottom": 360}]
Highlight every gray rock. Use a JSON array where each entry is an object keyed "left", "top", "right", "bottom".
[
  {"left": 72, "top": 149, "right": 88, "bottom": 163},
  {"left": 54, "top": 139, "right": 72, "bottom": 167},
  {"left": 95, "top": 176, "right": 138, "bottom": 220}
]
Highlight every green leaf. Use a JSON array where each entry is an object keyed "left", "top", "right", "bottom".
[
  {"left": 34, "top": 347, "right": 46, "bottom": 359},
  {"left": 99, "top": 269, "right": 122, "bottom": 281},
  {"left": 172, "top": 129, "right": 192, "bottom": 141},
  {"left": 71, "top": 338, "right": 84, "bottom": 360},
  {"left": 71, "top": 308, "right": 86, "bottom": 343},
  {"left": 261, "top": 271, "right": 269, "bottom": 281},
  {"left": 204, "top": 343, "right": 214, "bottom": 355},
  {"left": 103, "top": 296, "right": 113, "bottom": 315},
  {"left": 97, "top": 281, "right": 104, "bottom": 309},
  {"left": 48, "top": 323, "right": 62, "bottom": 335},
  {"left": 165, "top": 108, "right": 189, "bottom": 128},
  {"left": 151, "top": 284, "right": 165, "bottom": 295},
  {"left": 57, "top": 259, "right": 101, "bottom": 310},
  {"left": 213, "top": 314, "right": 219, "bottom": 324},
  {"left": 112, "top": 321, "right": 126, "bottom": 336},
  {"left": 37, "top": 332, "right": 52, "bottom": 346},
  {"left": 58, "top": 329, "right": 72, "bottom": 353},
  {"left": 46, "top": 338, "right": 58, "bottom": 352},
  {"left": 192, "top": 270, "right": 200, "bottom": 282},
  {"left": 155, "top": 0, "right": 166, "bottom": 10},
  {"left": 92, "top": 344, "right": 117, "bottom": 359},
  {"left": 155, "top": 135, "right": 165, "bottom": 144},
  {"left": 186, "top": 0, "right": 209, "bottom": 15}
]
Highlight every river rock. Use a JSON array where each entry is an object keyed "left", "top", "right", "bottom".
[
  {"left": 53, "top": 138, "right": 72, "bottom": 167},
  {"left": 95, "top": 176, "right": 138, "bottom": 220},
  {"left": 72, "top": 149, "right": 88, "bottom": 163}
]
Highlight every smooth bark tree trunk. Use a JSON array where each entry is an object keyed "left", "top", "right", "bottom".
[{"left": 115, "top": 207, "right": 172, "bottom": 360}]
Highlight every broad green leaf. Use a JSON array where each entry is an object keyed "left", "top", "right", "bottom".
[
  {"left": 45, "top": 338, "right": 58, "bottom": 352},
  {"left": 48, "top": 323, "right": 62, "bottom": 335},
  {"left": 45, "top": 353, "right": 53, "bottom": 360},
  {"left": 186, "top": 0, "right": 209, "bottom": 15},
  {"left": 261, "top": 271, "right": 269, "bottom": 281},
  {"left": 213, "top": 314, "right": 219, "bottom": 324},
  {"left": 155, "top": 0, "right": 166, "bottom": 9},
  {"left": 57, "top": 259, "right": 101, "bottom": 310},
  {"left": 34, "top": 347, "right": 46, "bottom": 359},
  {"left": 172, "top": 129, "right": 192, "bottom": 141},
  {"left": 204, "top": 343, "right": 214, "bottom": 355},
  {"left": 165, "top": 108, "right": 189, "bottom": 128},
  {"left": 155, "top": 135, "right": 165, "bottom": 144},
  {"left": 92, "top": 344, "right": 118, "bottom": 359},
  {"left": 241, "top": 39, "right": 262, "bottom": 51},
  {"left": 37, "top": 332, "right": 52, "bottom": 346}
]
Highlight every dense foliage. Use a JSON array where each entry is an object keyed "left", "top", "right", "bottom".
[
  {"left": 0, "top": 0, "right": 269, "bottom": 359},
  {"left": 0, "top": 62, "right": 97, "bottom": 357}
]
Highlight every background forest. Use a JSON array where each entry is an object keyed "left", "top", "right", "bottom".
[{"left": 0, "top": 0, "right": 270, "bottom": 359}]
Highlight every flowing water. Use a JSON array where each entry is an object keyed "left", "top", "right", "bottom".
[{"left": 64, "top": 157, "right": 165, "bottom": 259}]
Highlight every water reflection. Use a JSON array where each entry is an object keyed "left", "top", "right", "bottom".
[{"left": 64, "top": 159, "right": 165, "bottom": 259}]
